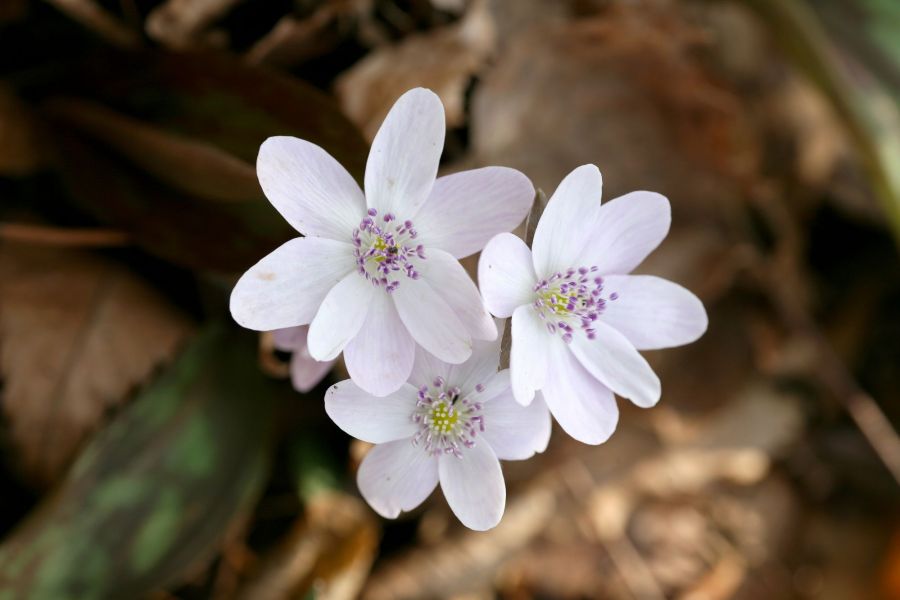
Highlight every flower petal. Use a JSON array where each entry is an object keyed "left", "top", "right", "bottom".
[
  {"left": 290, "top": 353, "right": 334, "bottom": 393},
  {"left": 393, "top": 278, "right": 472, "bottom": 364},
  {"left": 414, "top": 167, "right": 534, "bottom": 258},
  {"left": 510, "top": 305, "right": 550, "bottom": 405},
  {"left": 409, "top": 343, "right": 452, "bottom": 388},
  {"left": 531, "top": 164, "right": 603, "bottom": 278},
  {"left": 358, "top": 440, "right": 439, "bottom": 518},
  {"left": 230, "top": 237, "right": 355, "bottom": 331},
  {"left": 422, "top": 248, "right": 496, "bottom": 341},
  {"left": 478, "top": 233, "right": 536, "bottom": 318},
  {"left": 439, "top": 443, "right": 505, "bottom": 531},
  {"left": 343, "top": 291, "right": 416, "bottom": 396},
  {"left": 272, "top": 325, "right": 308, "bottom": 352},
  {"left": 325, "top": 380, "right": 419, "bottom": 443},
  {"left": 307, "top": 272, "right": 375, "bottom": 361},
  {"left": 481, "top": 389, "right": 551, "bottom": 460},
  {"left": 541, "top": 345, "right": 619, "bottom": 445},
  {"left": 451, "top": 331, "right": 504, "bottom": 397},
  {"left": 600, "top": 275, "right": 707, "bottom": 350},
  {"left": 568, "top": 321, "right": 661, "bottom": 408},
  {"left": 583, "top": 191, "right": 670, "bottom": 275},
  {"left": 257, "top": 136, "right": 366, "bottom": 240},
  {"left": 365, "top": 88, "right": 445, "bottom": 217}
]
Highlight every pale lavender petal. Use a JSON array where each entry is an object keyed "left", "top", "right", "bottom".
[
  {"left": 481, "top": 389, "right": 551, "bottom": 460},
  {"left": 230, "top": 237, "right": 355, "bottom": 331},
  {"left": 307, "top": 272, "right": 374, "bottom": 361},
  {"left": 438, "top": 442, "right": 505, "bottom": 531},
  {"left": 257, "top": 136, "right": 366, "bottom": 240},
  {"left": 290, "top": 352, "right": 334, "bottom": 393},
  {"left": 421, "top": 248, "right": 496, "bottom": 341},
  {"left": 343, "top": 291, "right": 416, "bottom": 396},
  {"left": 568, "top": 321, "right": 661, "bottom": 408},
  {"left": 541, "top": 344, "right": 619, "bottom": 445},
  {"left": 582, "top": 191, "right": 670, "bottom": 275},
  {"left": 510, "top": 305, "right": 549, "bottom": 406},
  {"left": 414, "top": 167, "right": 534, "bottom": 258},
  {"left": 365, "top": 88, "right": 445, "bottom": 218},
  {"left": 409, "top": 343, "right": 452, "bottom": 389},
  {"left": 358, "top": 440, "right": 439, "bottom": 519},
  {"left": 272, "top": 325, "right": 308, "bottom": 352},
  {"left": 393, "top": 277, "right": 472, "bottom": 364},
  {"left": 600, "top": 275, "right": 707, "bottom": 350},
  {"left": 531, "top": 164, "right": 603, "bottom": 278},
  {"left": 478, "top": 233, "right": 536, "bottom": 318},
  {"left": 325, "top": 380, "right": 419, "bottom": 443},
  {"left": 449, "top": 328, "right": 504, "bottom": 397}
]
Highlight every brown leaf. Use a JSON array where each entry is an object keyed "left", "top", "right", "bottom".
[
  {"left": 0, "top": 243, "right": 194, "bottom": 485},
  {"left": 0, "top": 85, "right": 47, "bottom": 176}
]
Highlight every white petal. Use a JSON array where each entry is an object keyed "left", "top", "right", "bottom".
[
  {"left": 393, "top": 278, "right": 472, "bottom": 364},
  {"left": 510, "top": 305, "right": 549, "bottom": 405},
  {"left": 230, "top": 237, "right": 355, "bottom": 331},
  {"left": 451, "top": 331, "right": 504, "bottom": 397},
  {"left": 541, "top": 345, "right": 619, "bottom": 445},
  {"left": 439, "top": 443, "right": 505, "bottom": 531},
  {"left": 568, "top": 321, "right": 661, "bottom": 408},
  {"left": 414, "top": 167, "right": 534, "bottom": 258},
  {"left": 531, "top": 164, "right": 603, "bottom": 278},
  {"left": 409, "top": 344, "right": 452, "bottom": 389},
  {"left": 422, "top": 248, "right": 496, "bottom": 341},
  {"left": 600, "top": 275, "right": 707, "bottom": 350},
  {"left": 325, "top": 380, "right": 419, "bottom": 443},
  {"left": 481, "top": 389, "right": 551, "bottom": 460},
  {"left": 272, "top": 325, "right": 308, "bottom": 351},
  {"left": 257, "top": 136, "right": 366, "bottom": 240},
  {"left": 365, "top": 88, "right": 445, "bottom": 217},
  {"left": 290, "top": 353, "right": 334, "bottom": 393},
  {"left": 358, "top": 440, "right": 439, "bottom": 518},
  {"left": 343, "top": 291, "right": 416, "bottom": 396},
  {"left": 583, "top": 191, "right": 670, "bottom": 275},
  {"left": 307, "top": 273, "right": 375, "bottom": 361},
  {"left": 478, "top": 233, "right": 536, "bottom": 318}
]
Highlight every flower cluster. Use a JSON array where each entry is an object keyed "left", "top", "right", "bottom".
[{"left": 231, "top": 88, "right": 707, "bottom": 530}]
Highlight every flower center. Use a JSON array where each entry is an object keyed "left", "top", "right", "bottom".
[
  {"left": 532, "top": 266, "right": 618, "bottom": 343},
  {"left": 411, "top": 376, "right": 486, "bottom": 458},
  {"left": 352, "top": 208, "right": 425, "bottom": 293}
]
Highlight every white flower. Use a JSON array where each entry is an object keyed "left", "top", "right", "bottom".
[
  {"left": 272, "top": 326, "right": 335, "bottom": 393},
  {"left": 478, "top": 164, "right": 707, "bottom": 445},
  {"left": 325, "top": 329, "right": 551, "bottom": 531},
  {"left": 230, "top": 88, "right": 534, "bottom": 396}
]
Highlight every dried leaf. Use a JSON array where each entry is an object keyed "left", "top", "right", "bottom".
[
  {"left": 0, "top": 243, "right": 194, "bottom": 485},
  {"left": 0, "top": 85, "right": 46, "bottom": 176},
  {"left": 145, "top": 0, "right": 243, "bottom": 48}
]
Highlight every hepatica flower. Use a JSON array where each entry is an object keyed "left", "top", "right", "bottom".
[
  {"left": 325, "top": 331, "right": 551, "bottom": 531},
  {"left": 478, "top": 164, "right": 707, "bottom": 445},
  {"left": 272, "top": 326, "right": 335, "bottom": 393},
  {"left": 230, "top": 88, "right": 533, "bottom": 396}
]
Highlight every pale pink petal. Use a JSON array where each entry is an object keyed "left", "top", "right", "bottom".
[
  {"left": 583, "top": 191, "right": 670, "bottom": 274},
  {"left": 358, "top": 440, "right": 439, "bottom": 519},
  {"left": 450, "top": 331, "right": 504, "bottom": 397},
  {"left": 272, "top": 325, "right": 308, "bottom": 351},
  {"left": 307, "top": 273, "right": 375, "bottom": 361},
  {"left": 510, "top": 305, "right": 549, "bottom": 405},
  {"left": 257, "top": 136, "right": 366, "bottom": 240},
  {"left": 414, "top": 167, "right": 534, "bottom": 258},
  {"left": 478, "top": 233, "right": 536, "bottom": 318},
  {"left": 568, "top": 321, "right": 661, "bottom": 408},
  {"left": 422, "top": 249, "right": 496, "bottom": 341},
  {"left": 325, "top": 380, "right": 419, "bottom": 443},
  {"left": 393, "top": 278, "right": 472, "bottom": 364},
  {"left": 343, "top": 291, "right": 416, "bottom": 396},
  {"left": 290, "top": 352, "right": 334, "bottom": 393},
  {"left": 365, "top": 88, "right": 445, "bottom": 218},
  {"left": 600, "top": 275, "right": 707, "bottom": 350},
  {"left": 531, "top": 164, "right": 603, "bottom": 278},
  {"left": 540, "top": 345, "right": 619, "bottom": 445},
  {"left": 481, "top": 389, "right": 551, "bottom": 460},
  {"left": 409, "top": 344, "right": 452, "bottom": 388},
  {"left": 438, "top": 443, "right": 505, "bottom": 531},
  {"left": 230, "top": 237, "right": 355, "bottom": 331}
]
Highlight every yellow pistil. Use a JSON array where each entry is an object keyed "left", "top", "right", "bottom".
[{"left": 430, "top": 402, "right": 459, "bottom": 434}]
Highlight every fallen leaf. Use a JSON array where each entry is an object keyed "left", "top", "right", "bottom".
[
  {"left": 0, "top": 84, "right": 46, "bottom": 176},
  {"left": 0, "top": 242, "right": 194, "bottom": 485}
]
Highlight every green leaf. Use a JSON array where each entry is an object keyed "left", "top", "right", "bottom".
[{"left": 0, "top": 325, "right": 283, "bottom": 598}]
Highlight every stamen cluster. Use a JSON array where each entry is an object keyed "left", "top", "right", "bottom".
[
  {"left": 411, "top": 376, "right": 486, "bottom": 458},
  {"left": 352, "top": 208, "right": 426, "bottom": 292},
  {"left": 532, "top": 266, "right": 618, "bottom": 343}
]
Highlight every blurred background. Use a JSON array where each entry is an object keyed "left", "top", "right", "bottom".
[{"left": 1, "top": 0, "right": 899, "bottom": 598}]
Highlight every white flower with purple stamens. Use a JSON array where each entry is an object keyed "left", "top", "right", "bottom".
[
  {"left": 478, "top": 164, "right": 707, "bottom": 445},
  {"left": 229, "top": 88, "right": 534, "bottom": 396},
  {"left": 272, "top": 326, "right": 335, "bottom": 393},
  {"left": 325, "top": 330, "right": 551, "bottom": 531}
]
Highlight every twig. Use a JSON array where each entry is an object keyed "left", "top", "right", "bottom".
[
  {"left": 0, "top": 223, "right": 131, "bottom": 247},
  {"left": 44, "top": 0, "right": 141, "bottom": 48}
]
